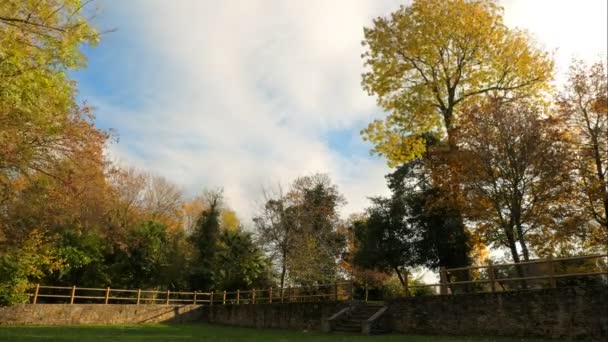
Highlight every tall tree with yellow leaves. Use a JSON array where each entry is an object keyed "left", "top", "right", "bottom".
[{"left": 361, "top": 0, "right": 553, "bottom": 165}]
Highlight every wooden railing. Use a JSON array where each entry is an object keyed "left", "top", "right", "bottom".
[
  {"left": 28, "top": 281, "right": 355, "bottom": 305},
  {"left": 28, "top": 254, "right": 607, "bottom": 304},
  {"left": 394, "top": 253, "right": 608, "bottom": 297}
]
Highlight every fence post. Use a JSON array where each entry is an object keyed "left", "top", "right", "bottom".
[
  {"left": 33, "top": 284, "right": 40, "bottom": 304},
  {"left": 404, "top": 271, "right": 409, "bottom": 297},
  {"left": 548, "top": 255, "right": 557, "bottom": 288},
  {"left": 268, "top": 288, "right": 272, "bottom": 304},
  {"left": 166, "top": 290, "right": 170, "bottom": 305},
  {"left": 210, "top": 291, "right": 214, "bottom": 306},
  {"left": 236, "top": 289, "right": 240, "bottom": 305},
  {"left": 350, "top": 280, "right": 354, "bottom": 301},
  {"left": 364, "top": 280, "right": 368, "bottom": 303},
  {"left": 193, "top": 291, "right": 197, "bottom": 305},
  {"left": 252, "top": 289, "right": 256, "bottom": 304},
  {"left": 440, "top": 267, "right": 448, "bottom": 295},
  {"left": 104, "top": 287, "right": 110, "bottom": 304},
  {"left": 137, "top": 289, "right": 141, "bottom": 305},
  {"left": 223, "top": 290, "right": 227, "bottom": 305},
  {"left": 70, "top": 285, "right": 76, "bottom": 304},
  {"left": 334, "top": 282, "right": 338, "bottom": 301},
  {"left": 488, "top": 262, "right": 496, "bottom": 293}
]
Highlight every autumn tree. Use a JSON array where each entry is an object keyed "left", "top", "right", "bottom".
[
  {"left": 255, "top": 174, "right": 346, "bottom": 288},
  {"left": 254, "top": 185, "right": 294, "bottom": 292},
  {"left": 558, "top": 60, "right": 608, "bottom": 249},
  {"left": 287, "top": 174, "right": 346, "bottom": 285},
  {"left": 0, "top": 0, "right": 101, "bottom": 182},
  {"left": 458, "top": 98, "right": 573, "bottom": 262},
  {"left": 361, "top": 0, "right": 553, "bottom": 164}
]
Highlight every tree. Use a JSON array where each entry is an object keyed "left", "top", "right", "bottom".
[
  {"left": 214, "top": 229, "right": 272, "bottom": 291},
  {"left": 141, "top": 175, "right": 183, "bottom": 231},
  {"left": 353, "top": 197, "right": 415, "bottom": 289},
  {"left": 111, "top": 221, "right": 172, "bottom": 289},
  {"left": 188, "top": 189, "right": 223, "bottom": 290},
  {"left": 287, "top": 174, "right": 346, "bottom": 285},
  {"left": 255, "top": 174, "right": 346, "bottom": 288},
  {"left": 458, "top": 98, "right": 572, "bottom": 262},
  {"left": 354, "top": 160, "right": 472, "bottom": 289},
  {"left": 49, "top": 229, "right": 109, "bottom": 287},
  {"left": 388, "top": 161, "right": 471, "bottom": 270},
  {"left": 360, "top": 0, "right": 553, "bottom": 165},
  {"left": 558, "top": 60, "right": 608, "bottom": 249},
  {"left": 254, "top": 185, "right": 294, "bottom": 292},
  {"left": 0, "top": 0, "right": 101, "bottom": 182},
  {"left": 0, "top": 230, "right": 64, "bottom": 305}
]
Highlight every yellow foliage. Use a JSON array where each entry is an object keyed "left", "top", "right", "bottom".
[{"left": 361, "top": 0, "right": 553, "bottom": 165}]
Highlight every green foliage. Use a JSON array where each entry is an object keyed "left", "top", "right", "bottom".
[
  {"left": 0, "top": 0, "right": 102, "bottom": 180},
  {"left": 0, "top": 231, "right": 64, "bottom": 305},
  {"left": 388, "top": 161, "right": 471, "bottom": 269},
  {"left": 112, "top": 221, "right": 172, "bottom": 289},
  {"left": 255, "top": 174, "right": 346, "bottom": 287},
  {"left": 214, "top": 229, "right": 272, "bottom": 291},
  {"left": 354, "top": 159, "right": 471, "bottom": 283},
  {"left": 353, "top": 197, "right": 415, "bottom": 274},
  {"left": 50, "top": 229, "right": 109, "bottom": 287},
  {"left": 382, "top": 274, "right": 435, "bottom": 299},
  {"left": 188, "top": 190, "right": 223, "bottom": 290}
]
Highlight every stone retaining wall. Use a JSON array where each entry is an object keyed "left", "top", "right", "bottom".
[
  {"left": 0, "top": 304, "right": 203, "bottom": 325},
  {"left": 204, "top": 302, "right": 347, "bottom": 331},
  {"left": 389, "top": 286, "right": 607, "bottom": 341},
  {"left": 0, "top": 286, "right": 605, "bottom": 340}
]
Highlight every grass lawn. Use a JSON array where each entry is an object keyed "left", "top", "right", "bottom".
[{"left": 0, "top": 324, "right": 550, "bottom": 342}]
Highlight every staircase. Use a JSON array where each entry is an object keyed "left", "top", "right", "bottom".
[{"left": 331, "top": 302, "right": 390, "bottom": 335}]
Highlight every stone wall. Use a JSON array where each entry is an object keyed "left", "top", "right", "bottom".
[
  {"left": 0, "top": 304, "right": 203, "bottom": 325},
  {"left": 204, "top": 301, "right": 347, "bottom": 331},
  {"left": 0, "top": 286, "right": 605, "bottom": 340},
  {"left": 389, "top": 286, "right": 607, "bottom": 341}
]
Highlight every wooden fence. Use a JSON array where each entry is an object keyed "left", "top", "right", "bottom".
[
  {"left": 28, "top": 254, "right": 607, "bottom": 304},
  {"left": 29, "top": 281, "right": 355, "bottom": 305},
  {"left": 399, "top": 253, "right": 608, "bottom": 297}
]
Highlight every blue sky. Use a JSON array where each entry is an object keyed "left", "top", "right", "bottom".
[{"left": 73, "top": 0, "right": 607, "bottom": 222}]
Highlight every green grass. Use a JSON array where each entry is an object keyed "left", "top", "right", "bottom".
[{"left": 0, "top": 324, "right": 552, "bottom": 342}]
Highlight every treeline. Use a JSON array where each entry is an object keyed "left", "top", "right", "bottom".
[
  {"left": 352, "top": 0, "right": 607, "bottom": 289},
  {"left": 1, "top": 0, "right": 606, "bottom": 305}
]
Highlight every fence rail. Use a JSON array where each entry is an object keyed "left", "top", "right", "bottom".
[
  {"left": 28, "top": 254, "right": 607, "bottom": 305},
  {"left": 385, "top": 253, "right": 607, "bottom": 298},
  {"left": 28, "top": 281, "right": 355, "bottom": 305}
]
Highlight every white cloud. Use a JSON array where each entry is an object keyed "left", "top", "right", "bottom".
[{"left": 91, "top": 0, "right": 606, "bottom": 223}]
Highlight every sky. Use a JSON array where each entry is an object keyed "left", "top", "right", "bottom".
[{"left": 76, "top": 0, "right": 608, "bottom": 224}]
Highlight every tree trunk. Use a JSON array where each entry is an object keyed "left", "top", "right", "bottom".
[
  {"left": 515, "top": 221, "right": 530, "bottom": 262},
  {"left": 280, "top": 250, "right": 287, "bottom": 299},
  {"left": 505, "top": 226, "right": 521, "bottom": 264},
  {"left": 394, "top": 266, "right": 407, "bottom": 289},
  {"left": 592, "top": 135, "right": 608, "bottom": 230}
]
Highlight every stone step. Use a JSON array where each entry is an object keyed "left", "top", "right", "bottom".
[
  {"left": 333, "top": 328, "right": 360, "bottom": 333},
  {"left": 334, "top": 326, "right": 360, "bottom": 331}
]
